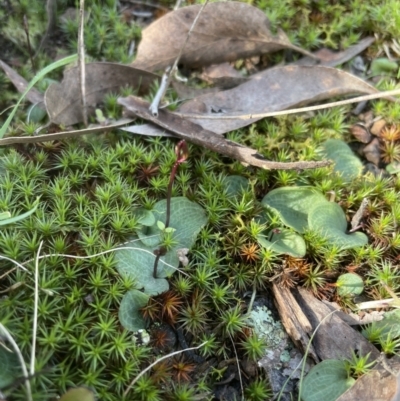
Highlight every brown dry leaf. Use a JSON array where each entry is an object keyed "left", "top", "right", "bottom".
[
  {"left": 131, "top": 2, "right": 315, "bottom": 72},
  {"left": 171, "top": 80, "right": 219, "bottom": 100},
  {"left": 177, "top": 65, "right": 380, "bottom": 135},
  {"left": 0, "top": 59, "right": 45, "bottom": 106},
  {"left": 295, "top": 287, "right": 380, "bottom": 361},
  {"left": 200, "top": 63, "right": 248, "bottom": 89},
  {"left": 294, "top": 37, "right": 375, "bottom": 67},
  {"left": 202, "top": 63, "right": 243, "bottom": 81},
  {"left": 44, "top": 62, "right": 159, "bottom": 125}
]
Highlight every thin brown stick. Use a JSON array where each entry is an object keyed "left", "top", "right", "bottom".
[
  {"left": 0, "top": 267, "right": 17, "bottom": 280},
  {"left": 149, "top": 0, "right": 209, "bottom": 116},
  {"left": 0, "top": 119, "right": 133, "bottom": 146},
  {"left": 78, "top": 0, "right": 87, "bottom": 126},
  {"left": 123, "top": 341, "right": 208, "bottom": 397},
  {"left": 228, "top": 333, "right": 244, "bottom": 401},
  {"left": 120, "top": 96, "right": 331, "bottom": 171},
  {"left": 35, "top": 0, "right": 57, "bottom": 57},
  {"left": 23, "top": 15, "right": 36, "bottom": 74},
  {"left": 175, "top": 88, "right": 400, "bottom": 120}
]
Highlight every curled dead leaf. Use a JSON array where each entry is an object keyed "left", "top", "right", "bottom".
[
  {"left": 132, "top": 2, "right": 315, "bottom": 72},
  {"left": 45, "top": 62, "right": 159, "bottom": 125}
]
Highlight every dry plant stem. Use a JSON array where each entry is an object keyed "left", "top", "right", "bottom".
[
  {"left": 165, "top": 148, "right": 184, "bottom": 228},
  {"left": 153, "top": 140, "right": 187, "bottom": 278},
  {"left": 123, "top": 341, "right": 208, "bottom": 397},
  {"left": 357, "top": 298, "right": 399, "bottom": 310},
  {"left": 350, "top": 198, "right": 368, "bottom": 232},
  {"left": 177, "top": 88, "right": 400, "bottom": 120},
  {"left": 174, "top": 0, "right": 183, "bottom": 10},
  {"left": 35, "top": 0, "right": 57, "bottom": 56},
  {"left": 246, "top": 282, "right": 257, "bottom": 316},
  {"left": 152, "top": 164, "right": 175, "bottom": 277},
  {"left": 149, "top": 0, "right": 209, "bottom": 116},
  {"left": 23, "top": 15, "right": 36, "bottom": 74},
  {"left": 149, "top": 67, "right": 170, "bottom": 116},
  {"left": 0, "top": 324, "right": 33, "bottom": 401},
  {"left": 229, "top": 333, "right": 244, "bottom": 401},
  {"left": 0, "top": 255, "right": 30, "bottom": 272},
  {"left": 0, "top": 119, "right": 134, "bottom": 146},
  {"left": 20, "top": 244, "right": 190, "bottom": 277},
  {"left": 0, "top": 267, "right": 17, "bottom": 280},
  {"left": 78, "top": 0, "right": 88, "bottom": 126},
  {"left": 30, "top": 241, "right": 43, "bottom": 376}
]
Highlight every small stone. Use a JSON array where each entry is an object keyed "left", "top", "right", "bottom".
[
  {"left": 350, "top": 124, "right": 371, "bottom": 143},
  {"left": 370, "top": 119, "right": 386, "bottom": 136},
  {"left": 358, "top": 111, "right": 374, "bottom": 125},
  {"left": 362, "top": 138, "right": 381, "bottom": 165},
  {"left": 241, "top": 360, "right": 258, "bottom": 377}
]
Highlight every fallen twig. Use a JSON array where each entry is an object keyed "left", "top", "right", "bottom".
[
  {"left": 149, "top": 0, "right": 209, "bottom": 116},
  {"left": 120, "top": 96, "right": 331, "bottom": 170},
  {"left": 78, "top": 0, "right": 87, "bottom": 126},
  {"left": 123, "top": 341, "right": 208, "bottom": 397},
  {"left": 30, "top": 241, "right": 43, "bottom": 376},
  {"left": 0, "top": 119, "right": 133, "bottom": 146}
]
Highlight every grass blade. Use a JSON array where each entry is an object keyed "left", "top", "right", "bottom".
[{"left": 0, "top": 54, "right": 78, "bottom": 139}]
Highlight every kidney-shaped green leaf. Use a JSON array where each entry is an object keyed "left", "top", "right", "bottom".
[
  {"left": 119, "top": 289, "right": 150, "bottom": 331},
  {"left": 257, "top": 228, "right": 306, "bottom": 258},
  {"left": 137, "top": 197, "right": 207, "bottom": 247},
  {"left": 308, "top": 202, "right": 368, "bottom": 249},
  {"left": 336, "top": 273, "right": 364, "bottom": 297},
  {"left": 224, "top": 175, "right": 250, "bottom": 197},
  {"left": 319, "top": 139, "right": 363, "bottom": 181},
  {"left": 137, "top": 208, "right": 156, "bottom": 227},
  {"left": 262, "top": 187, "right": 326, "bottom": 233},
  {"left": 116, "top": 241, "right": 174, "bottom": 294},
  {"left": 301, "top": 360, "right": 356, "bottom": 401}
]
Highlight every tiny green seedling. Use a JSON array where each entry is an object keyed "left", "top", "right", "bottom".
[{"left": 156, "top": 220, "right": 176, "bottom": 234}]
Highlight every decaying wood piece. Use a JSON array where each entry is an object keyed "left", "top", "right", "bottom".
[
  {"left": 272, "top": 283, "right": 318, "bottom": 362},
  {"left": 294, "top": 287, "right": 380, "bottom": 361},
  {"left": 337, "top": 355, "right": 400, "bottom": 401},
  {"left": 118, "top": 96, "right": 331, "bottom": 171}
]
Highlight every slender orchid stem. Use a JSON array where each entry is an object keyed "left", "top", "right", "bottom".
[{"left": 153, "top": 140, "right": 188, "bottom": 278}]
